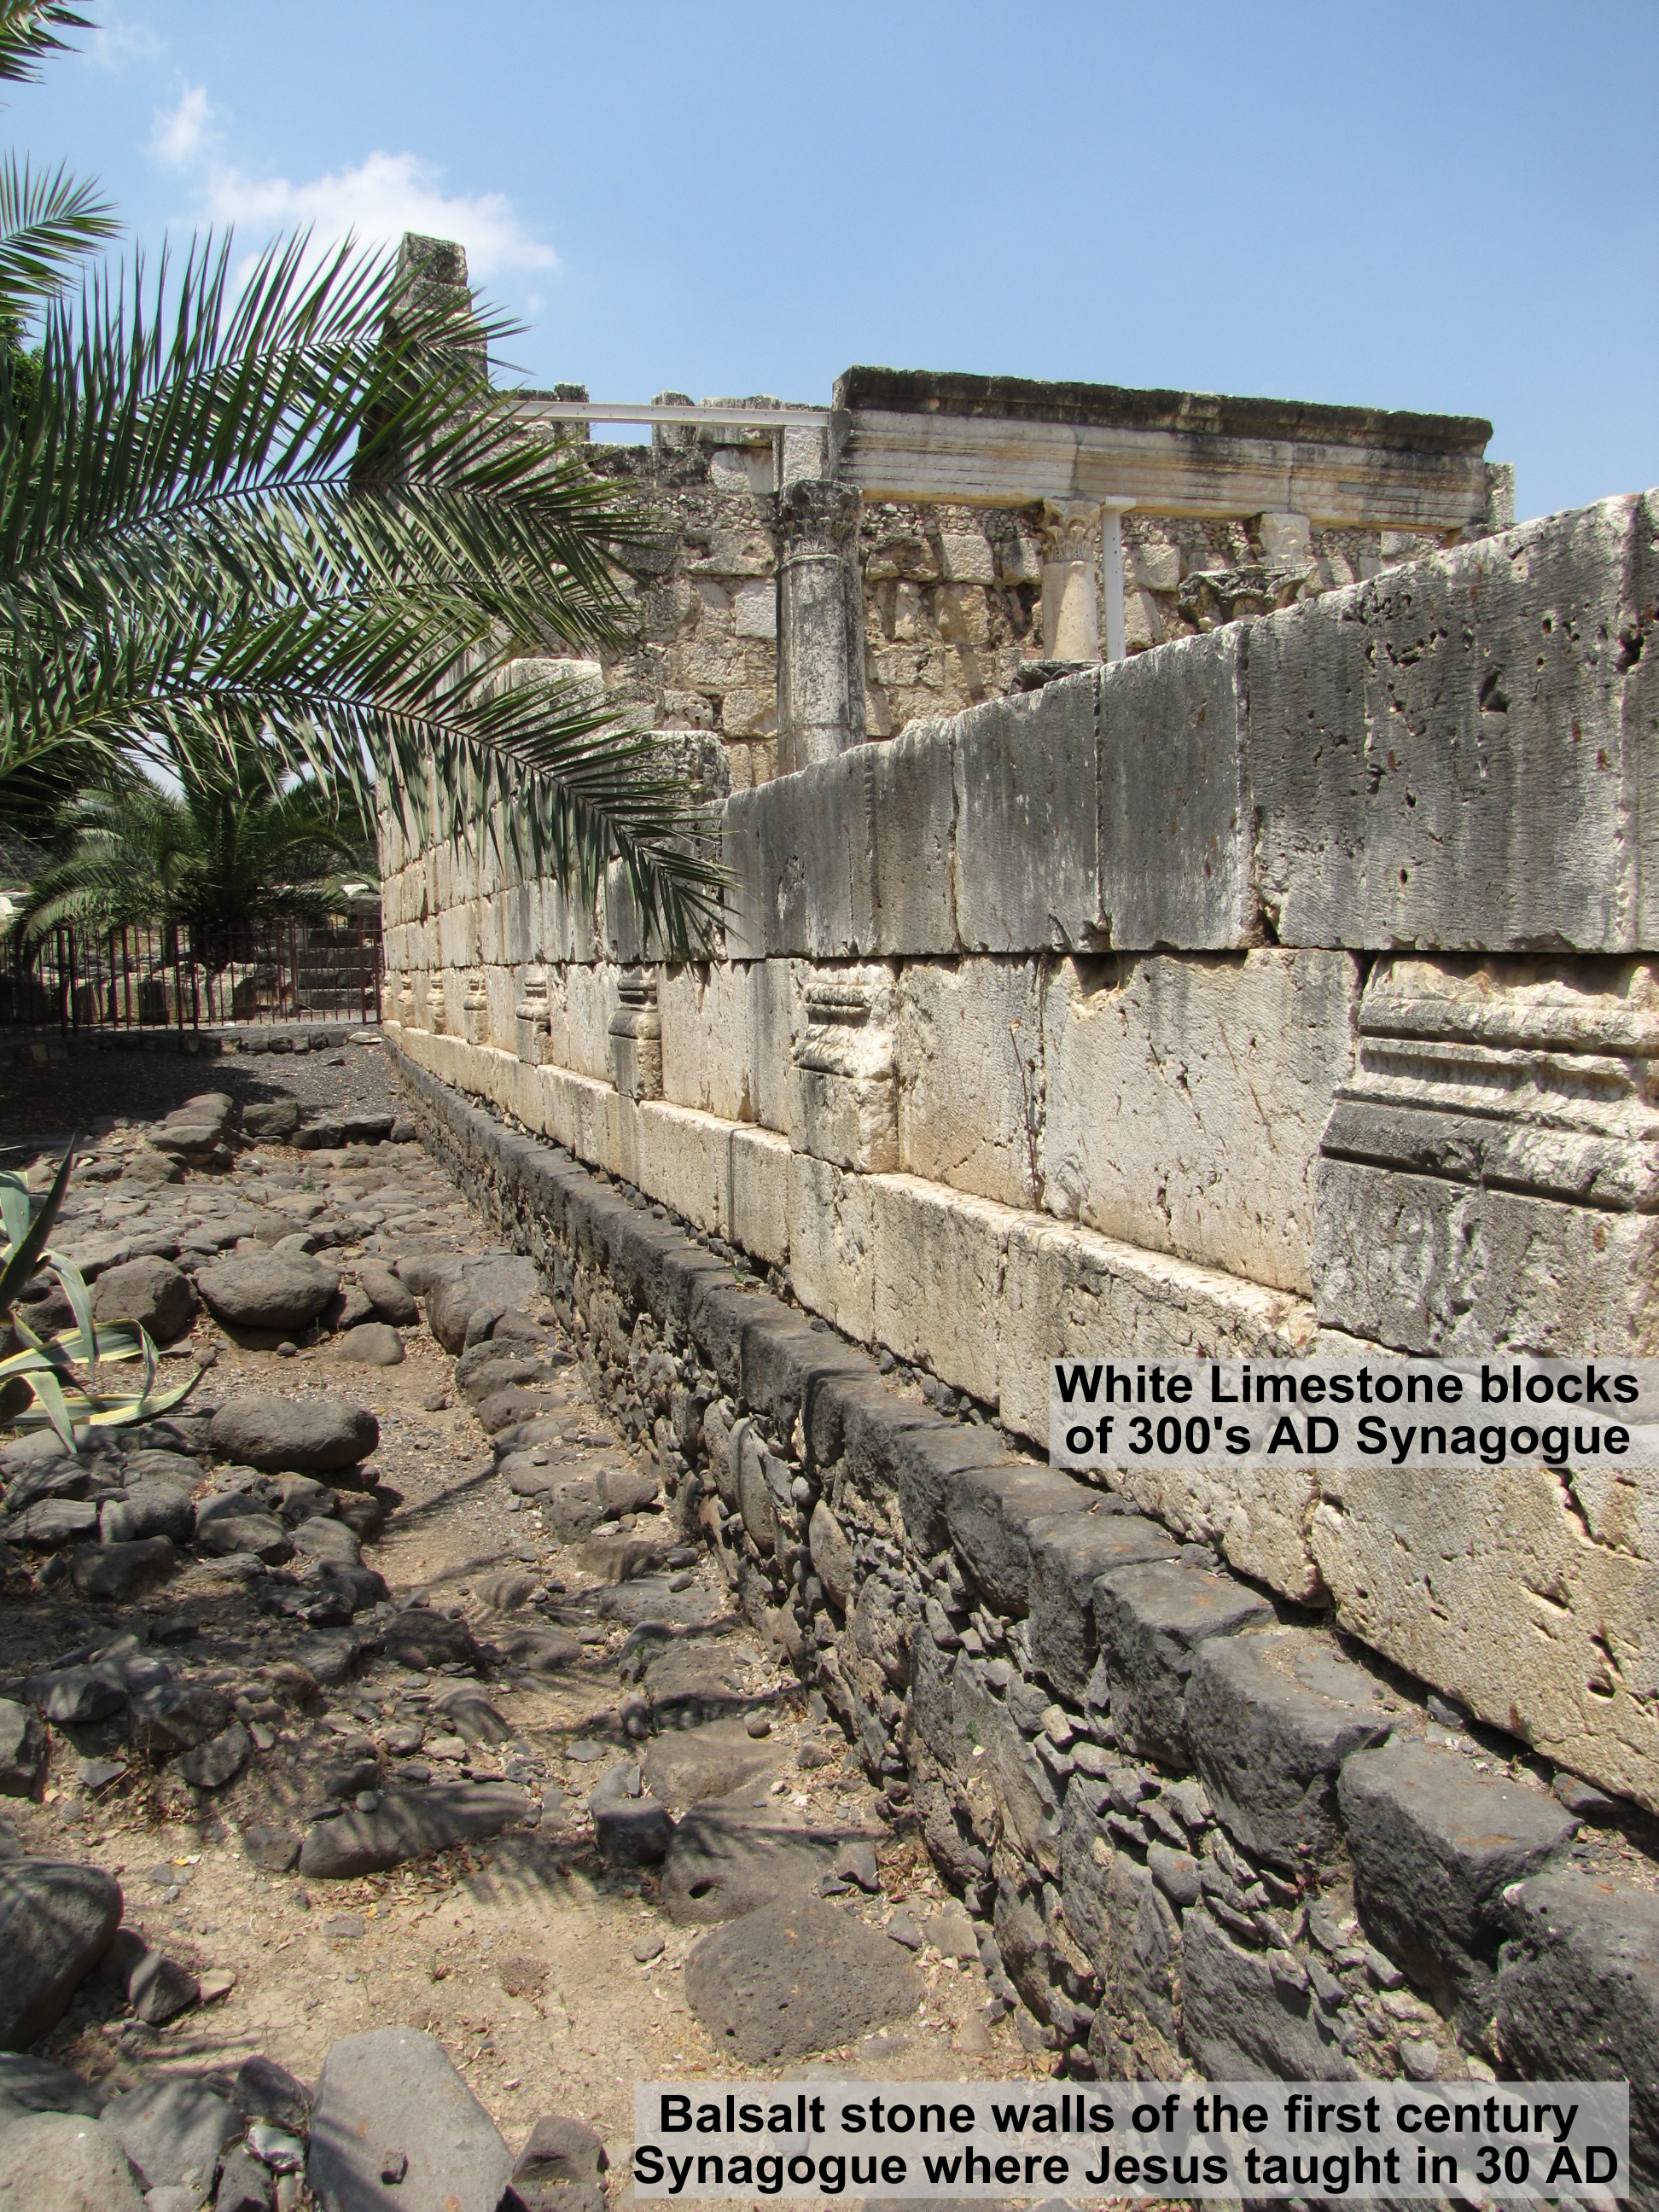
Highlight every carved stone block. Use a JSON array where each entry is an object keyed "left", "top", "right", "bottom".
[
  {"left": 609, "top": 970, "right": 662, "bottom": 1102},
  {"left": 792, "top": 973, "right": 897, "bottom": 1173}
]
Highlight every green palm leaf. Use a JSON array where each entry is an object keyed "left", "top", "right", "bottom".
[
  {"left": 0, "top": 155, "right": 117, "bottom": 323},
  {"left": 0, "top": 233, "right": 721, "bottom": 952},
  {"left": 0, "top": 2, "right": 89, "bottom": 85}
]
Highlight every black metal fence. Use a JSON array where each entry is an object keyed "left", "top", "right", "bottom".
[{"left": 0, "top": 913, "right": 383, "bottom": 1033}]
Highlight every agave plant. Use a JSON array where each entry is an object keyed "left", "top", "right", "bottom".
[{"left": 1, "top": 1142, "right": 198, "bottom": 1445}]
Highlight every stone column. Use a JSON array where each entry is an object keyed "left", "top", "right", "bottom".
[
  {"left": 1040, "top": 502, "right": 1103, "bottom": 661},
  {"left": 776, "top": 480, "right": 866, "bottom": 775},
  {"left": 1101, "top": 498, "right": 1137, "bottom": 664}
]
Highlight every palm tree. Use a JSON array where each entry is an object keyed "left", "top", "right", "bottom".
[
  {"left": 13, "top": 737, "right": 378, "bottom": 954},
  {"left": 0, "top": 4, "right": 719, "bottom": 951}
]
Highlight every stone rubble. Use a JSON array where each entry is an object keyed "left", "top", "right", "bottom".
[{"left": 0, "top": 1057, "right": 1020, "bottom": 2210}]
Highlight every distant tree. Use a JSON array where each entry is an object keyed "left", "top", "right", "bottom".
[{"left": 12, "top": 733, "right": 378, "bottom": 956}]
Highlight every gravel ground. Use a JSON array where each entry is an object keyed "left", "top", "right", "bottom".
[
  {"left": 0, "top": 1039, "right": 1042, "bottom": 2207},
  {"left": 0, "top": 1027, "right": 393, "bottom": 1153}
]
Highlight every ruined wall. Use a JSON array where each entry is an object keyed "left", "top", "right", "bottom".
[
  {"left": 391, "top": 1053, "right": 1659, "bottom": 2162},
  {"left": 381, "top": 487, "right": 1659, "bottom": 1821},
  {"left": 564, "top": 415, "right": 1467, "bottom": 783}
]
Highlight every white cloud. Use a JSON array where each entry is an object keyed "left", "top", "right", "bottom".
[
  {"left": 198, "top": 148, "right": 558, "bottom": 282},
  {"left": 148, "top": 84, "right": 217, "bottom": 169},
  {"left": 86, "top": 8, "right": 162, "bottom": 69}
]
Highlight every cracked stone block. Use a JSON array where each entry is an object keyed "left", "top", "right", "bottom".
[
  {"left": 946, "top": 1463, "right": 1094, "bottom": 1618},
  {"left": 1337, "top": 1737, "right": 1577, "bottom": 2033},
  {"left": 1185, "top": 1626, "right": 1394, "bottom": 1871},
  {"left": 1028, "top": 1510, "right": 1179, "bottom": 1702},
  {"left": 1496, "top": 1870, "right": 1659, "bottom": 2197},
  {"left": 1092, "top": 1560, "right": 1273, "bottom": 1767}
]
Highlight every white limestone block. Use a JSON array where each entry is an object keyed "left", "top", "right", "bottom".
[
  {"left": 634, "top": 1102, "right": 731, "bottom": 1237},
  {"left": 870, "top": 1173, "right": 1012, "bottom": 1406},
  {"left": 1312, "top": 1458, "right": 1659, "bottom": 1814},
  {"left": 897, "top": 958, "right": 1045, "bottom": 1210},
  {"left": 785, "top": 1152, "right": 875, "bottom": 1342},
  {"left": 1042, "top": 948, "right": 1361, "bottom": 1295},
  {"left": 732, "top": 581, "right": 777, "bottom": 639},
  {"left": 730, "top": 1124, "right": 790, "bottom": 1267},
  {"left": 997, "top": 1214, "right": 1316, "bottom": 1447},
  {"left": 660, "top": 963, "right": 755, "bottom": 1122},
  {"left": 940, "top": 532, "right": 996, "bottom": 585}
]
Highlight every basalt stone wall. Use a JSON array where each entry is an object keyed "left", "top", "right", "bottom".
[
  {"left": 381, "top": 488, "right": 1659, "bottom": 1824},
  {"left": 390, "top": 1051, "right": 1659, "bottom": 2168}
]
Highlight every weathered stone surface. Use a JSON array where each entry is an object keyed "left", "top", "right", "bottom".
[
  {"left": 1027, "top": 1509, "right": 1177, "bottom": 1702},
  {"left": 1248, "top": 498, "right": 1643, "bottom": 952},
  {"left": 328, "top": 1322, "right": 405, "bottom": 1366},
  {"left": 353, "top": 1261, "right": 418, "bottom": 1327},
  {"left": 126, "top": 1945, "right": 200, "bottom": 2026},
  {"left": 291, "top": 1516, "right": 363, "bottom": 1571},
  {"left": 952, "top": 676, "right": 1100, "bottom": 953},
  {"left": 89, "top": 1257, "right": 195, "bottom": 1343},
  {"left": 1312, "top": 1453, "right": 1659, "bottom": 1813},
  {"left": 241, "top": 1097, "right": 300, "bottom": 1141},
  {"left": 115, "top": 1479, "right": 194, "bottom": 1545},
  {"left": 684, "top": 1895, "right": 919, "bottom": 2063},
  {"left": 946, "top": 1463, "right": 1092, "bottom": 1617},
  {"left": 306, "top": 2026, "right": 513, "bottom": 2212},
  {"left": 241, "top": 1826, "right": 300, "bottom": 1874},
  {"left": 0, "top": 2054, "right": 102, "bottom": 2120},
  {"left": 0, "top": 2111, "right": 145, "bottom": 2210},
  {"left": 509, "top": 2112, "right": 608, "bottom": 2212},
  {"left": 7, "top": 1497, "right": 97, "bottom": 1548},
  {"left": 1185, "top": 1627, "right": 1394, "bottom": 1871},
  {"left": 1097, "top": 625, "right": 1254, "bottom": 950},
  {"left": 640, "top": 1719, "right": 783, "bottom": 1808},
  {"left": 70, "top": 1535, "right": 177, "bottom": 1600},
  {"left": 129, "top": 1679, "right": 233, "bottom": 1757},
  {"left": 806, "top": 1499, "right": 852, "bottom": 1609},
  {"left": 952, "top": 1654, "right": 1058, "bottom": 1864},
  {"left": 1181, "top": 1906, "right": 1356, "bottom": 2081},
  {"left": 25, "top": 1661, "right": 126, "bottom": 1727},
  {"left": 1315, "top": 1159, "right": 1659, "bottom": 1356},
  {"left": 1496, "top": 1871, "right": 1659, "bottom": 2193},
  {"left": 0, "top": 1702, "right": 47, "bottom": 1798},
  {"left": 196, "top": 1251, "right": 339, "bottom": 1330},
  {"left": 1337, "top": 1738, "right": 1576, "bottom": 2026},
  {"left": 588, "top": 1767, "right": 673, "bottom": 1867},
  {"left": 1045, "top": 948, "right": 1359, "bottom": 1296},
  {"left": 426, "top": 1256, "right": 544, "bottom": 1353},
  {"left": 232, "top": 2054, "right": 311, "bottom": 2136},
  {"left": 0, "top": 1860, "right": 122, "bottom": 2048},
  {"left": 214, "top": 2143, "right": 274, "bottom": 2211},
  {"left": 102, "top": 2079, "right": 240, "bottom": 2193},
  {"left": 209, "top": 1395, "right": 378, "bottom": 1474},
  {"left": 297, "top": 1784, "right": 531, "bottom": 1877},
  {"left": 178, "top": 1721, "right": 249, "bottom": 1790},
  {"left": 660, "top": 1787, "right": 837, "bottom": 1922},
  {"left": 1093, "top": 1562, "right": 1273, "bottom": 1766}
]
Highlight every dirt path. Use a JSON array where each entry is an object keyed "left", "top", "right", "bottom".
[{"left": 0, "top": 1040, "right": 1023, "bottom": 2205}]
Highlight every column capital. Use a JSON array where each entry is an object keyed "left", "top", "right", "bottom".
[
  {"left": 777, "top": 477, "right": 862, "bottom": 554},
  {"left": 1041, "top": 498, "right": 1103, "bottom": 565}
]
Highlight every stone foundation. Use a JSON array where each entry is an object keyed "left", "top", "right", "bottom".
[
  {"left": 382, "top": 490, "right": 1659, "bottom": 1816},
  {"left": 390, "top": 1051, "right": 1659, "bottom": 2173}
]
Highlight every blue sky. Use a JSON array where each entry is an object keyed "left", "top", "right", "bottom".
[{"left": 18, "top": 1, "right": 1657, "bottom": 521}]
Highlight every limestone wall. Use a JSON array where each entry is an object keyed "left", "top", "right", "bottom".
[
  {"left": 381, "top": 487, "right": 1659, "bottom": 1814},
  {"left": 552, "top": 424, "right": 1476, "bottom": 783}
]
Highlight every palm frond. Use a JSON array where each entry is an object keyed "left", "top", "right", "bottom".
[
  {"left": 0, "top": 155, "right": 117, "bottom": 323},
  {"left": 0, "top": 230, "right": 722, "bottom": 952},
  {"left": 0, "top": 2, "right": 88, "bottom": 86}
]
